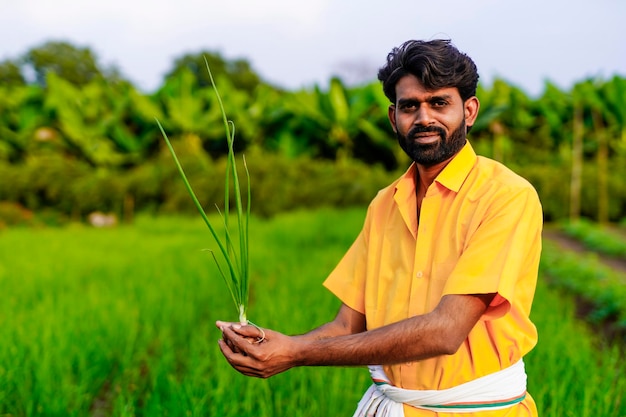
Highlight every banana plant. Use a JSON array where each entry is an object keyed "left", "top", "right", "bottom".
[
  {"left": 578, "top": 77, "right": 626, "bottom": 223},
  {"left": 157, "top": 68, "right": 252, "bottom": 157},
  {"left": 599, "top": 77, "right": 626, "bottom": 208},
  {"left": 0, "top": 84, "right": 47, "bottom": 162},
  {"left": 569, "top": 81, "right": 592, "bottom": 222},
  {"left": 474, "top": 78, "right": 535, "bottom": 164},
  {"left": 44, "top": 73, "right": 130, "bottom": 167},
  {"left": 602, "top": 76, "right": 626, "bottom": 150},
  {"left": 533, "top": 81, "right": 573, "bottom": 159},
  {"left": 105, "top": 81, "right": 164, "bottom": 161},
  {"left": 239, "top": 83, "right": 289, "bottom": 152},
  {"left": 279, "top": 78, "right": 393, "bottom": 164}
]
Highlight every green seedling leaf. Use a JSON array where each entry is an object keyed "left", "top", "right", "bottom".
[{"left": 156, "top": 58, "right": 251, "bottom": 324}]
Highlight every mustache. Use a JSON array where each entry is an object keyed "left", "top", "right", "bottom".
[{"left": 407, "top": 125, "right": 446, "bottom": 139}]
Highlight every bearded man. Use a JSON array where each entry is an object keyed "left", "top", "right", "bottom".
[{"left": 217, "top": 39, "right": 543, "bottom": 417}]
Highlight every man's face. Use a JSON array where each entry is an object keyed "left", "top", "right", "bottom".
[{"left": 389, "top": 74, "right": 478, "bottom": 167}]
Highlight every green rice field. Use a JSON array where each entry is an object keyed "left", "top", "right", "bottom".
[{"left": 0, "top": 208, "right": 624, "bottom": 416}]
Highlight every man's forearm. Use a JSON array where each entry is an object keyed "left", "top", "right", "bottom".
[
  {"left": 297, "top": 312, "right": 449, "bottom": 367},
  {"left": 296, "top": 293, "right": 493, "bottom": 367},
  {"left": 295, "top": 321, "right": 348, "bottom": 341},
  {"left": 296, "top": 303, "right": 367, "bottom": 342}
]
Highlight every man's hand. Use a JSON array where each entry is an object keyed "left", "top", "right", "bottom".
[
  {"left": 215, "top": 294, "right": 494, "bottom": 376},
  {"left": 216, "top": 321, "right": 301, "bottom": 379}
]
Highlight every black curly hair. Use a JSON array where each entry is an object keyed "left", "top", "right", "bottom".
[{"left": 377, "top": 39, "right": 479, "bottom": 104}]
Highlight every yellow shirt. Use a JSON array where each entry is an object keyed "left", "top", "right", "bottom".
[{"left": 323, "top": 142, "right": 543, "bottom": 416}]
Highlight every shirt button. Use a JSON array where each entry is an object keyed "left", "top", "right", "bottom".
[{"left": 416, "top": 271, "right": 423, "bottom": 278}]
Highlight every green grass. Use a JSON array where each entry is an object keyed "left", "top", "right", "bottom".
[
  {"left": 541, "top": 240, "right": 626, "bottom": 328},
  {"left": 0, "top": 209, "right": 624, "bottom": 416},
  {"left": 527, "top": 274, "right": 625, "bottom": 416},
  {"left": 558, "top": 219, "right": 626, "bottom": 258}
]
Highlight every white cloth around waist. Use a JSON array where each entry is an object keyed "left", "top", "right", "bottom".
[{"left": 353, "top": 359, "right": 527, "bottom": 416}]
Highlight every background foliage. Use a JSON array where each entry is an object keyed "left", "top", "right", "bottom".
[{"left": 0, "top": 41, "right": 625, "bottom": 225}]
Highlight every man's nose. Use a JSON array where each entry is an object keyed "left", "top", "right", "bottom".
[{"left": 414, "top": 105, "right": 433, "bottom": 126}]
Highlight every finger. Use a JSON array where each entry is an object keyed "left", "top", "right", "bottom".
[
  {"left": 217, "top": 339, "right": 264, "bottom": 378},
  {"left": 218, "top": 339, "right": 250, "bottom": 364},
  {"left": 216, "top": 320, "right": 236, "bottom": 331},
  {"left": 218, "top": 322, "right": 253, "bottom": 351},
  {"left": 224, "top": 336, "right": 244, "bottom": 355},
  {"left": 221, "top": 326, "right": 255, "bottom": 354},
  {"left": 230, "top": 323, "right": 265, "bottom": 340},
  {"left": 217, "top": 321, "right": 263, "bottom": 343},
  {"left": 221, "top": 325, "right": 258, "bottom": 348}
]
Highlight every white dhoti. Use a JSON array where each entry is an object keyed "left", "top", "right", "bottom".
[{"left": 353, "top": 360, "right": 527, "bottom": 416}]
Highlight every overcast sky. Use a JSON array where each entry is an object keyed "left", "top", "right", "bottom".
[{"left": 1, "top": 0, "right": 624, "bottom": 96}]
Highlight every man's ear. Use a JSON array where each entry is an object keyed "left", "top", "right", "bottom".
[
  {"left": 464, "top": 96, "right": 480, "bottom": 129},
  {"left": 388, "top": 105, "right": 398, "bottom": 133}
]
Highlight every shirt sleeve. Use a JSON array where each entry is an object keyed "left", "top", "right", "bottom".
[{"left": 442, "top": 184, "right": 543, "bottom": 320}]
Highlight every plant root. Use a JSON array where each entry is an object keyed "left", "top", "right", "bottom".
[{"left": 247, "top": 320, "right": 266, "bottom": 343}]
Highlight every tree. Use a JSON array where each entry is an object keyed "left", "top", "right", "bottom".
[
  {"left": 23, "top": 41, "right": 106, "bottom": 87},
  {"left": 164, "top": 51, "right": 262, "bottom": 94},
  {"left": 0, "top": 59, "right": 25, "bottom": 87},
  {"left": 599, "top": 76, "right": 626, "bottom": 220},
  {"left": 582, "top": 77, "right": 626, "bottom": 223},
  {"left": 570, "top": 97, "right": 584, "bottom": 222}
]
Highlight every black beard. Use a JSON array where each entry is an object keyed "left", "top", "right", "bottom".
[{"left": 396, "top": 120, "right": 467, "bottom": 166}]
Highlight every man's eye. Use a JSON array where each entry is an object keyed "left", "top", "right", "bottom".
[{"left": 432, "top": 100, "right": 447, "bottom": 107}]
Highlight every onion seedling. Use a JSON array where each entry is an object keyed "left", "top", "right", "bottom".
[{"left": 156, "top": 58, "right": 251, "bottom": 325}]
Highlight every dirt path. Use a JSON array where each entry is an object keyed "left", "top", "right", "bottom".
[
  {"left": 543, "top": 228, "right": 626, "bottom": 275},
  {"left": 543, "top": 227, "right": 626, "bottom": 342}
]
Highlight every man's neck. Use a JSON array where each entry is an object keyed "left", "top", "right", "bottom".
[
  {"left": 414, "top": 157, "right": 452, "bottom": 218},
  {"left": 415, "top": 155, "right": 455, "bottom": 195}
]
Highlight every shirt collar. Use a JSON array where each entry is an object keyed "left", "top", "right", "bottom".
[
  {"left": 392, "top": 141, "right": 477, "bottom": 237},
  {"left": 434, "top": 141, "right": 477, "bottom": 193},
  {"left": 394, "top": 141, "right": 477, "bottom": 198}
]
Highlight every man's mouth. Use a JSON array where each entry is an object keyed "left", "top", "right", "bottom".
[{"left": 411, "top": 132, "right": 441, "bottom": 145}]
